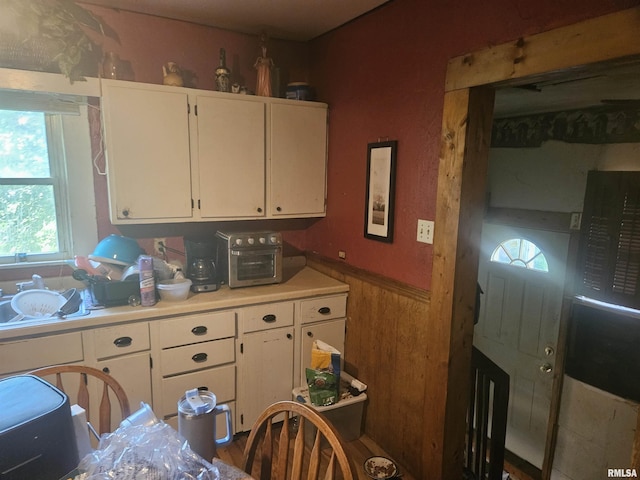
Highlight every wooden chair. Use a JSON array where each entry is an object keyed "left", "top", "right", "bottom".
[
  {"left": 242, "top": 400, "right": 355, "bottom": 480},
  {"left": 464, "top": 347, "right": 510, "bottom": 480},
  {"left": 29, "top": 364, "right": 131, "bottom": 435}
]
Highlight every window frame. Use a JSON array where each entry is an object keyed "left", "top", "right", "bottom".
[{"left": 0, "top": 69, "right": 99, "bottom": 270}]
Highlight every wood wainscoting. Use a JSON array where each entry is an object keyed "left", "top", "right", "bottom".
[{"left": 306, "top": 253, "right": 431, "bottom": 478}]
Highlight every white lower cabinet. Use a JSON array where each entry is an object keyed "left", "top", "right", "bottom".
[
  {"left": 150, "top": 310, "right": 237, "bottom": 438},
  {"left": 82, "top": 322, "right": 153, "bottom": 432},
  {"left": 237, "top": 302, "right": 295, "bottom": 431}
]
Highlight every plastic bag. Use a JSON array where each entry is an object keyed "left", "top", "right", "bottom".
[
  {"left": 76, "top": 421, "right": 222, "bottom": 480},
  {"left": 306, "top": 339, "right": 341, "bottom": 406}
]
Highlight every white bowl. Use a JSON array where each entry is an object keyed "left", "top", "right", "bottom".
[
  {"left": 363, "top": 456, "right": 398, "bottom": 479},
  {"left": 11, "top": 290, "right": 66, "bottom": 318},
  {"left": 156, "top": 278, "right": 192, "bottom": 302}
]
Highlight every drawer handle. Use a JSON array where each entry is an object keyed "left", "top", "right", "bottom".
[
  {"left": 113, "top": 336, "right": 132, "bottom": 348},
  {"left": 192, "top": 352, "right": 208, "bottom": 363},
  {"left": 318, "top": 307, "right": 331, "bottom": 315},
  {"left": 191, "top": 326, "right": 208, "bottom": 336},
  {"left": 263, "top": 314, "right": 277, "bottom": 323}
]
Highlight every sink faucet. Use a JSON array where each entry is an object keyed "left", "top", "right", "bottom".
[{"left": 16, "top": 274, "right": 45, "bottom": 292}]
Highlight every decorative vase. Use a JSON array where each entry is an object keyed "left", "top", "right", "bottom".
[{"left": 215, "top": 48, "right": 231, "bottom": 92}]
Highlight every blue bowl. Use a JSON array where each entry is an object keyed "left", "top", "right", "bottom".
[{"left": 89, "top": 234, "right": 144, "bottom": 266}]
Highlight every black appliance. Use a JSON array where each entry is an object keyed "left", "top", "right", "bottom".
[
  {"left": 185, "top": 238, "right": 219, "bottom": 292},
  {"left": 0, "top": 375, "right": 79, "bottom": 480}
]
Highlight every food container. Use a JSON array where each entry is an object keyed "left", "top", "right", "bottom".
[
  {"left": 157, "top": 278, "right": 192, "bottom": 302},
  {"left": 286, "top": 82, "right": 312, "bottom": 101}
]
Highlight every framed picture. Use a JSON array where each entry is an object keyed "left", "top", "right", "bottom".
[{"left": 364, "top": 140, "right": 397, "bottom": 242}]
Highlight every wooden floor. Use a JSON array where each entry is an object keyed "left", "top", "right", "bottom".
[{"left": 217, "top": 431, "right": 417, "bottom": 480}]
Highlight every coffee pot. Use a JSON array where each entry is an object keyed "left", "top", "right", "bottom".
[{"left": 178, "top": 389, "right": 232, "bottom": 460}]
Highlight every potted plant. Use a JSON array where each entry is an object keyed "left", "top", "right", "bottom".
[{"left": 0, "top": 0, "right": 118, "bottom": 82}]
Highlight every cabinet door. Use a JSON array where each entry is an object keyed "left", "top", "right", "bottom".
[
  {"left": 196, "top": 95, "right": 265, "bottom": 218},
  {"left": 239, "top": 327, "right": 294, "bottom": 431},
  {"left": 300, "top": 318, "right": 346, "bottom": 387},
  {"left": 102, "top": 80, "right": 193, "bottom": 222},
  {"left": 269, "top": 102, "right": 327, "bottom": 217},
  {"left": 95, "top": 351, "right": 152, "bottom": 431}
]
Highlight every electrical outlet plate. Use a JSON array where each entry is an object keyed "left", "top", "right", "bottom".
[
  {"left": 153, "top": 238, "right": 166, "bottom": 256},
  {"left": 417, "top": 219, "right": 434, "bottom": 244}
]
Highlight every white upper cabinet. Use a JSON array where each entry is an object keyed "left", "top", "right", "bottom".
[
  {"left": 101, "top": 81, "right": 193, "bottom": 222},
  {"left": 270, "top": 102, "right": 327, "bottom": 217},
  {"left": 195, "top": 95, "right": 266, "bottom": 219},
  {"left": 101, "top": 79, "right": 327, "bottom": 224}
]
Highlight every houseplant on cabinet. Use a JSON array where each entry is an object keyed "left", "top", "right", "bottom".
[{"left": 0, "top": 0, "right": 117, "bottom": 82}]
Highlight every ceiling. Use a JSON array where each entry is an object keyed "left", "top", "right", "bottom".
[{"left": 81, "top": 0, "right": 391, "bottom": 41}]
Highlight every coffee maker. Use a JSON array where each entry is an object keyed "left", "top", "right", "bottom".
[{"left": 184, "top": 239, "right": 219, "bottom": 292}]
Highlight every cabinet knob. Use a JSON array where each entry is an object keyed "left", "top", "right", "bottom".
[
  {"left": 307, "top": 331, "right": 313, "bottom": 337},
  {"left": 102, "top": 367, "right": 110, "bottom": 374},
  {"left": 318, "top": 307, "right": 331, "bottom": 315},
  {"left": 121, "top": 208, "right": 130, "bottom": 217},
  {"left": 191, "top": 326, "right": 208, "bottom": 336},
  {"left": 257, "top": 207, "right": 262, "bottom": 213},
  {"left": 192, "top": 352, "right": 208, "bottom": 363},
  {"left": 276, "top": 206, "right": 282, "bottom": 212},
  {"left": 263, "top": 314, "right": 277, "bottom": 323},
  {"left": 287, "top": 333, "right": 293, "bottom": 339},
  {"left": 114, "top": 336, "right": 132, "bottom": 348}
]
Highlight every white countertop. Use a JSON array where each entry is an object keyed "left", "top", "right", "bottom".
[{"left": 0, "top": 267, "right": 348, "bottom": 341}]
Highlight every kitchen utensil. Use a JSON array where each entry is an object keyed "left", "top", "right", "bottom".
[
  {"left": 52, "top": 288, "right": 83, "bottom": 318},
  {"left": 11, "top": 290, "right": 66, "bottom": 318},
  {"left": 89, "top": 234, "right": 144, "bottom": 266},
  {"left": 363, "top": 456, "right": 399, "bottom": 479},
  {"left": 177, "top": 389, "right": 232, "bottom": 460}
]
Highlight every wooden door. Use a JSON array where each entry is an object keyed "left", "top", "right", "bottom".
[{"left": 474, "top": 223, "right": 569, "bottom": 468}]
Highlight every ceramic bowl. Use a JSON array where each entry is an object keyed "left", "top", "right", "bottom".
[
  {"left": 89, "top": 234, "right": 144, "bottom": 266},
  {"left": 157, "top": 278, "right": 192, "bottom": 302},
  {"left": 363, "top": 456, "right": 398, "bottom": 479}
]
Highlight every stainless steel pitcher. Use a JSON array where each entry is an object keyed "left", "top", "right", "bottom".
[{"left": 177, "top": 389, "right": 232, "bottom": 460}]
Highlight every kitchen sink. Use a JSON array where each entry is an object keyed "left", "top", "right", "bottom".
[{"left": 0, "top": 294, "right": 90, "bottom": 327}]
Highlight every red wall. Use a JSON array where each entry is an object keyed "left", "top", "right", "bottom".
[{"left": 298, "top": 0, "right": 640, "bottom": 289}]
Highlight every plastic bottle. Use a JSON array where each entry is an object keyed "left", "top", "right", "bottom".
[{"left": 138, "top": 255, "right": 156, "bottom": 306}]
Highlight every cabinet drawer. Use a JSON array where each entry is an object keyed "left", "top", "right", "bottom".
[
  {"left": 92, "top": 323, "right": 150, "bottom": 359},
  {"left": 161, "top": 337, "right": 235, "bottom": 377},
  {"left": 241, "top": 301, "right": 294, "bottom": 333},
  {"left": 0, "top": 332, "right": 83, "bottom": 375},
  {"left": 160, "top": 364, "right": 235, "bottom": 417},
  {"left": 158, "top": 311, "right": 236, "bottom": 348},
  {"left": 299, "top": 295, "right": 347, "bottom": 324}
]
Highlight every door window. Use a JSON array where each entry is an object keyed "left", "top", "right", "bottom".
[{"left": 490, "top": 238, "right": 549, "bottom": 272}]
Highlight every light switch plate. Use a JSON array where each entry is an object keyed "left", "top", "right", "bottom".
[{"left": 417, "top": 219, "right": 434, "bottom": 244}]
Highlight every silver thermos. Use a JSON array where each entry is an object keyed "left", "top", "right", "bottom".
[{"left": 178, "top": 389, "right": 233, "bottom": 460}]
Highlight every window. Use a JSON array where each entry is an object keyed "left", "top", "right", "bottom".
[
  {"left": 490, "top": 238, "right": 549, "bottom": 272},
  {"left": 0, "top": 88, "right": 97, "bottom": 267}
]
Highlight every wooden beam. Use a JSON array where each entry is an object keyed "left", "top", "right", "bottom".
[
  {"left": 445, "top": 6, "right": 640, "bottom": 92},
  {"left": 426, "top": 85, "right": 494, "bottom": 479}
]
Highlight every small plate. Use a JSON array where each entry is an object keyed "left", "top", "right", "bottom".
[{"left": 363, "top": 456, "right": 398, "bottom": 479}]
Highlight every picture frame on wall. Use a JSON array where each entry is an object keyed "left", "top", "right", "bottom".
[{"left": 364, "top": 140, "right": 397, "bottom": 243}]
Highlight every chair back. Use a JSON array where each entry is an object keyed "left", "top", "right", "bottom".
[
  {"left": 465, "top": 346, "right": 510, "bottom": 480},
  {"left": 242, "top": 400, "right": 354, "bottom": 480},
  {"left": 29, "top": 364, "right": 131, "bottom": 435}
]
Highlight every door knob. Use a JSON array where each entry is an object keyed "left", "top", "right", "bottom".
[
  {"left": 544, "top": 346, "right": 555, "bottom": 356},
  {"left": 540, "top": 363, "right": 553, "bottom": 373}
]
